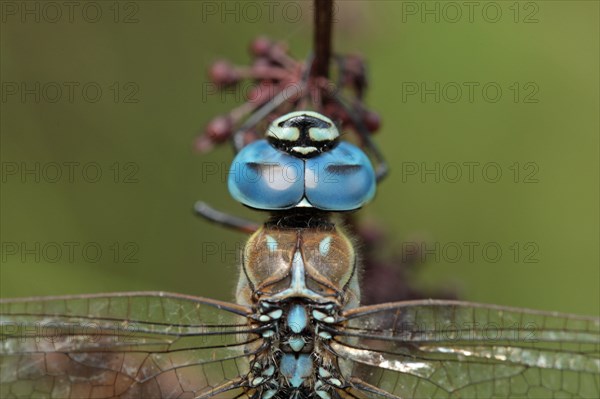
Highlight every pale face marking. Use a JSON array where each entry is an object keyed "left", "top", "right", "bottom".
[
  {"left": 267, "top": 125, "right": 301, "bottom": 141},
  {"left": 266, "top": 111, "right": 340, "bottom": 156},
  {"left": 291, "top": 146, "right": 318, "bottom": 155},
  {"left": 269, "top": 111, "right": 338, "bottom": 140},
  {"left": 308, "top": 126, "right": 338, "bottom": 142}
]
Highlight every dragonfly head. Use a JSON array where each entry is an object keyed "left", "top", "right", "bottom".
[{"left": 266, "top": 111, "right": 339, "bottom": 158}]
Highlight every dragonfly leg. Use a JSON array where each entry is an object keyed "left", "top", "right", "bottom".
[{"left": 194, "top": 201, "right": 259, "bottom": 234}]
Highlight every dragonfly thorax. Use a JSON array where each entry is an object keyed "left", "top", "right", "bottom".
[{"left": 236, "top": 223, "right": 360, "bottom": 309}]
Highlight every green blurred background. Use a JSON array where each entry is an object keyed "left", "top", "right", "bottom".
[{"left": 1, "top": 1, "right": 598, "bottom": 316}]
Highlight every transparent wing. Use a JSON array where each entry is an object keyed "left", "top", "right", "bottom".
[
  {"left": 0, "top": 292, "right": 260, "bottom": 399},
  {"left": 330, "top": 300, "right": 600, "bottom": 399}
]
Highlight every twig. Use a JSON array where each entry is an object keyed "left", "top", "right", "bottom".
[{"left": 311, "top": 0, "right": 334, "bottom": 79}]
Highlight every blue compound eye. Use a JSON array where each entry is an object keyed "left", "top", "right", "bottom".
[
  {"left": 304, "top": 142, "right": 376, "bottom": 211},
  {"left": 228, "top": 140, "right": 305, "bottom": 210},
  {"left": 266, "top": 111, "right": 340, "bottom": 158},
  {"left": 228, "top": 111, "right": 377, "bottom": 211}
]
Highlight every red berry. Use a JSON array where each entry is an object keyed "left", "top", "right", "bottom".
[
  {"left": 363, "top": 111, "right": 381, "bottom": 133},
  {"left": 209, "top": 60, "right": 240, "bottom": 87},
  {"left": 250, "top": 36, "right": 272, "bottom": 57},
  {"left": 205, "top": 116, "right": 233, "bottom": 142}
]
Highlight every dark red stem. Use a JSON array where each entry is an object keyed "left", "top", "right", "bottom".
[{"left": 311, "top": 0, "right": 333, "bottom": 79}]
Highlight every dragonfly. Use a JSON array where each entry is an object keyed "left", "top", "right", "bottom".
[{"left": 1, "top": 111, "right": 599, "bottom": 399}]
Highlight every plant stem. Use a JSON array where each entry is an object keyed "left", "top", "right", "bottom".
[{"left": 311, "top": 0, "right": 333, "bottom": 79}]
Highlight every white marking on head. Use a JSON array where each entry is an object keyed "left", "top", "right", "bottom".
[
  {"left": 308, "top": 126, "right": 339, "bottom": 142},
  {"left": 267, "top": 111, "right": 339, "bottom": 142},
  {"left": 291, "top": 146, "right": 318, "bottom": 155},
  {"left": 267, "top": 126, "right": 300, "bottom": 141}
]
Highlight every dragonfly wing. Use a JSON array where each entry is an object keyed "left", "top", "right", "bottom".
[
  {"left": 331, "top": 300, "right": 600, "bottom": 399},
  {"left": 0, "top": 292, "right": 259, "bottom": 399}
]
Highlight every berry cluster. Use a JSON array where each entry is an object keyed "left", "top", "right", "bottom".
[{"left": 195, "top": 36, "right": 381, "bottom": 153}]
